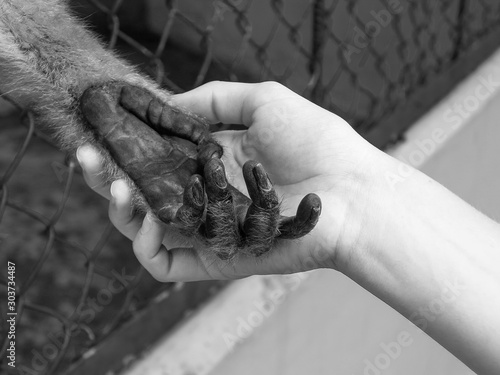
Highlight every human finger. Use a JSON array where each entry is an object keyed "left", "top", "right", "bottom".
[
  {"left": 133, "top": 214, "right": 213, "bottom": 282},
  {"left": 109, "top": 179, "right": 143, "bottom": 240},
  {"left": 171, "top": 81, "right": 295, "bottom": 126},
  {"left": 76, "top": 144, "right": 111, "bottom": 199}
]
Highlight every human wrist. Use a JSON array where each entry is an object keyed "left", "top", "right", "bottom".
[
  {"left": 329, "top": 146, "right": 500, "bottom": 375},
  {"left": 328, "top": 147, "right": 407, "bottom": 273},
  {"left": 292, "top": 134, "right": 390, "bottom": 273}
]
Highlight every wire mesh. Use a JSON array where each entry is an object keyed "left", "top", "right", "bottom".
[{"left": 1, "top": 0, "right": 500, "bottom": 374}]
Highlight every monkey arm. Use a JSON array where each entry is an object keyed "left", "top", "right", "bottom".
[{"left": 0, "top": 0, "right": 321, "bottom": 259}]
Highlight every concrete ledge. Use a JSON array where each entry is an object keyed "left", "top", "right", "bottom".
[{"left": 122, "top": 273, "right": 310, "bottom": 375}]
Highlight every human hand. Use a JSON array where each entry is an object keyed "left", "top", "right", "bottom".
[{"left": 77, "top": 82, "right": 385, "bottom": 281}]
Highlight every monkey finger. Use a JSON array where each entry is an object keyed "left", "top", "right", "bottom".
[
  {"left": 197, "top": 140, "right": 223, "bottom": 167},
  {"left": 241, "top": 161, "right": 280, "bottom": 256},
  {"left": 173, "top": 175, "right": 206, "bottom": 234},
  {"left": 133, "top": 215, "right": 212, "bottom": 282},
  {"left": 242, "top": 161, "right": 279, "bottom": 209},
  {"left": 203, "top": 158, "right": 240, "bottom": 259},
  {"left": 171, "top": 81, "right": 255, "bottom": 125},
  {"left": 77, "top": 144, "right": 111, "bottom": 199},
  {"left": 120, "top": 84, "right": 210, "bottom": 145},
  {"left": 204, "top": 158, "right": 231, "bottom": 203},
  {"left": 278, "top": 193, "right": 322, "bottom": 239}
]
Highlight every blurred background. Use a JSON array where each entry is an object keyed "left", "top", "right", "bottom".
[{"left": 1, "top": 0, "right": 500, "bottom": 374}]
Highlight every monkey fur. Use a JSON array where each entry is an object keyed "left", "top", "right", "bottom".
[{"left": 0, "top": 0, "right": 321, "bottom": 259}]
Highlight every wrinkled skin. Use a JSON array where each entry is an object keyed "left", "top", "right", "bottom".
[{"left": 80, "top": 82, "right": 321, "bottom": 259}]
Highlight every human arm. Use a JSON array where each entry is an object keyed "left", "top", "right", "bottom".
[
  {"left": 78, "top": 81, "right": 500, "bottom": 374},
  {"left": 340, "top": 148, "right": 500, "bottom": 375}
]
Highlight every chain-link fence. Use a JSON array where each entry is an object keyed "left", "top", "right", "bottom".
[
  {"left": 0, "top": 100, "right": 224, "bottom": 375},
  {"left": 1, "top": 0, "right": 500, "bottom": 374}
]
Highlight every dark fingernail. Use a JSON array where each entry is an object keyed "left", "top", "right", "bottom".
[
  {"left": 254, "top": 164, "right": 272, "bottom": 191},
  {"left": 309, "top": 207, "right": 321, "bottom": 225},
  {"left": 198, "top": 142, "right": 223, "bottom": 165},
  {"left": 216, "top": 251, "right": 233, "bottom": 260},
  {"left": 210, "top": 142, "right": 223, "bottom": 159},
  {"left": 192, "top": 180, "right": 205, "bottom": 206},
  {"left": 214, "top": 165, "right": 227, "bottom": 189}
]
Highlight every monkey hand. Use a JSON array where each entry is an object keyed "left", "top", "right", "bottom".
[{"left": 80, "top": 82, "right": 321, "bottom": 261}]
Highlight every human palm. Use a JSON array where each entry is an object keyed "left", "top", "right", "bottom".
[{"left": 78, "top": 82, "right": 379, "bottom": 281}]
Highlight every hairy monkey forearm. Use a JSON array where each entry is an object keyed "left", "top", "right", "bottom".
[{"left": 0, "top": 0, "right": 167, "bottom": 202}]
